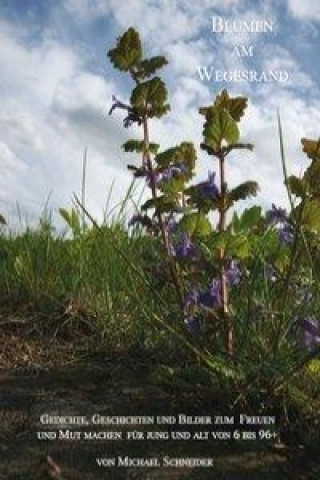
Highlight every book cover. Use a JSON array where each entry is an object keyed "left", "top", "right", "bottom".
[{"left": 0, "top": 1, "right": 319, "bottom": 479}]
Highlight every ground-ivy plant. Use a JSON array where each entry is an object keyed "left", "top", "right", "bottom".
[{"left": 107, "top": 27, "right": 263, "bottom": 356}]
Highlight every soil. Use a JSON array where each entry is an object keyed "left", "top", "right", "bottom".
[{"left": 0, "top": 315, "right": 319, "bottom": 480}]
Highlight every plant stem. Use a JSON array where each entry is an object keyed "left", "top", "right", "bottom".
[
  {"left": 218, "top": 152, "right": 234, "bottom": 355},
  {"left": 142, "top": 115, "right": 184, "bottom": 308},
  {"left": 142, "top": 117, "right": 169, "bottom": 251}
]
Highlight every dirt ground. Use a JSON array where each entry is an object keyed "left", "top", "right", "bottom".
[{"left": 0, "top": 317, "right": 319, "bottom": 480}]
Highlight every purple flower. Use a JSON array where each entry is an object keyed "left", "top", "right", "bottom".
[
  {"left": 174, "top": 234, "right": 197, "bottom": 258},
  {"left": 266, "top": 204, "right": 288, "bottom": 225},
  {"left": 108, "top": 95, "right": 129, "bottom": 115},
  {"left": 145, "top": 170, "right": 161, "bottom": 188},
  {"left": 199, "top": 279, "right": 222, "bottom": 308},
  {"left": 155, "top": 163, "right": 187, "bottom": 185},
  {"left": 184, "top": 316, "right": 200, "bottom": 334},
  {"left": 226, "top": 260, "right": 240, "bottom": 286},
  {"left": 265, "top": 204, "right": 293, "bottom": 244},
  {"left": 164, "top": 163, "right": 186, "bottom": 181},
  {"left": 301, "top": 316, "right": 320, "bottom": 350},
  {"left": 108, "top": 95, "right": 141, "bottom": 128},
  {"left": 196, "top": 172, "right": 219, "bottom": 200},
  {"left": 123, "top": 113, "right": 138, "bottom": 128},
  {"left": 278, "top": 224, "right": 294, "bottom": 244}
]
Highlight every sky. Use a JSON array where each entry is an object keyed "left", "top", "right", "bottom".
[{"left": 0, "top": 0, "right": 319, "bottom": 229}]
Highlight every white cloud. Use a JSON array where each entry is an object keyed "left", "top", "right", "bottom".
[
  {"left": 0, "top": 22, "right": 79, "bottom": 106},
  {"left": 288, "top": 0, "right": 320, "bottom": 21},
  {"left": 261, "top": 45, "right": 314, "bottom": 90},
  {"left": 0, "top": 0, "right": 319, "bottom": 230},
  {"left": 214, "top": 2, "right": 278, "bottom": 47},
  {"left": 0, "top": 19, "right": 134, "bottom": 226},
  {"left": 167, "top": 39, "right": 214, "bottom": 76},
  {"left": 63, "top": 0, "right": 110, "bottom": 20},
  {"left": 65, "top": 0, "right": 242, "bottom": 47},
  {"left": 0, "top": 141, "right": 26, "bottom": 172},
  {"left": 0, "top": 112, "right": 44, "bottom": 153}
]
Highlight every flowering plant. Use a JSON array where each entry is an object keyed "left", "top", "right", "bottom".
[
  {"left": 108, "top": 28, "right": 320, "bottom": 363},
  {"left": 107, "top": 28, "right": 263, "bottom": 356}
]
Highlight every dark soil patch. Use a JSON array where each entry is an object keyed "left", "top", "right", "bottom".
[{"left": 0, "top": 316, "right": 319, "bottom": 479}]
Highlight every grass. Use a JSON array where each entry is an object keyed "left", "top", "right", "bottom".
[
  {"left": 0, "top": 215, "right": 152, "bottom": 347},
  {"left": 0, "top": 204, "right": 319, "bottom": 455}
]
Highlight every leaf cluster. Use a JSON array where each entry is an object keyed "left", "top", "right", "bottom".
[
  {"left": 199, "top": 90, "right": 248, "bottom": 154},
  {"left": 288, "top": 138, "right": 320, "bottom": 200},
  {"left": 288, "top": 138, "right": 320, "bottom": 233},
  {"left": 227, "top": 181, "right": 259, "bottom": 207},
  {"left": 108, "top": 28, "right": 169, "bottom": 120},
  {"left": 179, "top": 212, "right": 212, "bottom": 238},
  {"left": 123, "top": 139, "right": 160, "bottom": 155},
  {"left": 108, "top": 28, "right": 168, "bottom": 78},
  {"left": 142, "top": 195, "right": 179, "bottom": 214},
  {"left": 130, "top": 77, "right": 170, "bottom": 118}
]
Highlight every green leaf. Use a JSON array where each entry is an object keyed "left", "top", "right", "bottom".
[
  {"left": 155, "top": 147, "right": 179, "bottom": 167},
  {"left": 179, "top": 213, "right": 212, "bottom": 237},
  {"left": 179, "top": 142, "right": 197, "bottom": 180},
  {"left": 198, "top": 241, "right": 213, "bottom": 261},
  {"left": 107, "top": 27, "right": 142, "bottom": 72},
  {"left": 136, "top": 56, "right": 168, "bottom": 79},
  {"left": 159, "top": 178, "right": 185, "bottom": 194},
  {"left": 300, "top": 200, "right": 320, "bottom": 233},
  {"left": 304, "top": 159, "right": 320, "bottom": 195},
  {"left": 232, "top": 206, "right": 261, "bottom": 233},
  {"left": 59, "top": 207, "right": 71, "bottom": 226},
  {"left": 231, "top": 211, "right": 241, "bottom": 234},
  {"left": 59, "top": 208, "right": 81, "bottom": 236},
  {"left": 214, "top": 90, "right": 248, "bottom": 122},
  {"left": 227, "top": 181, "right": 259, "bottom": 206},
  {"left": 0, "top": 214, "right": 6, "bottom": 225},
  {"left": 200, "top": 89, "right": 248, "bottom": 122},
  {"left": 130, "top": 77, "right": 170, "bottom": 118},
  {"left": 301, "top": 138, "right": 320, "bottom": 161},
  {"left": 141, "top": 195, "right": 177, "bottom": 213},
  {"left": 204, "top": 231, "right": 250, "bottom": 259},
  {"left": 240, "top": 206, "right": 262, "bottom": 230},
  {"left": 206, "top": 231, "right": 229, "bottom": 250},
  {"left": 202, "top": 107, "right": 239, "bottom": 152},
  {"left": 71, "top": 208, "right": 81, "bottom": 236},
  {"left": 287, "top": 175, "right": 307, "bottom": 198},
  {"left": 227, "top": 234, "right": 250, "bottom": 259},
  {"left": 122, "top": 139, "right": 160, "bottom": 154}
]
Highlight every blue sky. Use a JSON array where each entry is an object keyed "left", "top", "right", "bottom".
[{"left": 0, "top": 0, "right": 319, "bottom": 228}]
